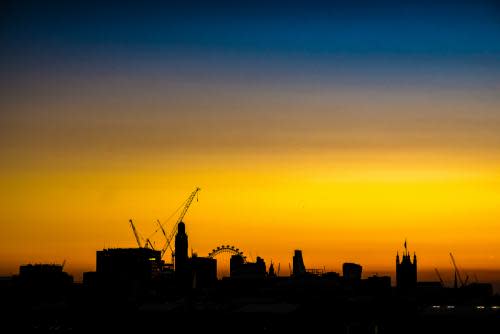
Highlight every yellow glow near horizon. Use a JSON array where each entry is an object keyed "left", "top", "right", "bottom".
[
  {"left": 2, "top": 148, "right": 500, "bottom": 279},
  {"left": 2, "top": 78, "right": 500, "bottom": 279}
]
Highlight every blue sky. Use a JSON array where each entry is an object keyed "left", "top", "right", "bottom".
[
  {"left": 1, "top": 0, "right": 499, "bottom": 94},
  {"left": 2, "top": 1, "right": 499, "bottom": 56},
  {"left": 2, "top": 1, "right": 500, "bottom": 276}
]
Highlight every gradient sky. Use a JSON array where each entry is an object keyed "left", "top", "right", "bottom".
[{"left": 1, "top": 1, "right": 500, "bottom": 282}]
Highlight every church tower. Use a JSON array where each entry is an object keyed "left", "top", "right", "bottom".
[{"left": 396, "top": 240, "right": 417, "bottom": 290}]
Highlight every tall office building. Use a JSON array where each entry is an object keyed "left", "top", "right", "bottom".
[
  {"left": 175, "top": 222, "right": 188, "bottom": 271},
  {"left": 175, "top": 221, "right": 189, "bottom": 286},
  {"left": 293, "top": 250, "right": 306, "bottom": 276}
]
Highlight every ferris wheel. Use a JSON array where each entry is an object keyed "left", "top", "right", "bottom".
[{"left": 208, "top": 245, "right": 246, "bottom": 278}]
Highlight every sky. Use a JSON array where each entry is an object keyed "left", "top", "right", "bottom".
[{"left": 1, "top": 1, "right": 500, "bottom": 283}]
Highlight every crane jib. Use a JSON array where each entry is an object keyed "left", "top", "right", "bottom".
[{"left": 160, "top": 187, "right": 201, "bottom": 260}]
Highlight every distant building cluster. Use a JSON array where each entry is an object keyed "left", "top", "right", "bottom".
[
  {"left": 2, "top": 218, "right": 497, "bottom": 334},
  {"left": 5, "top": 221, "right": 495, "bottom": 304},
  {"left": 10, "top": 264, "right": 73, "bottom": 301}
]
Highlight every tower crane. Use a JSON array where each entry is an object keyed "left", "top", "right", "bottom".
[
  {"left": 128, "top": 219, "right": 155, "bottom": 249},
  {"left": 450, "top": 252, "right": 465, "bottom": 288},
  {"left": 129, "top": 219, "right": 142, "bottom": 248},
  {"left": 159, "top": 187, "right": 201, "bottom": 261},
  {"left": 157, "top": 219, "right": 167, "bottom": 240},
  {"left": 434, "top": 268, "right": 445, "bottom": 287}
]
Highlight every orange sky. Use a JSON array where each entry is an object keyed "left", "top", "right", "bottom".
[
  {"left": 1, "top": 79, "right": 500, "bottom": 281},
  {"left": 2, "top": 1, "right": 500, "bottom": 285}
]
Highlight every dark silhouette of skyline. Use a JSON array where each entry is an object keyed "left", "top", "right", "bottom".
[
  {"left": 2, "top": 219, "right": 499, "bottom": 333},
  {"left": 2, "top": 2, "right": 500, "bottom": 332}
]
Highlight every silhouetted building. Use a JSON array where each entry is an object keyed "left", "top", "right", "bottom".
[
  {"left": 292, "top": 250, "right": 306, "bottom": 277},
  {"left": 82, "top": 271, "right": 98, "bottom": 289},
  {"left": 268, "top": 262, "right": 276, "bottom": 277},
  {"left": 462, "top": 282, "right": 493, "bottom": 298},
  {"left": 417, "top": 281, "right": 442, "bottom": 289},
  {"left": 175, "top": 222, "right": 189, "bottom": 286},
  {"left": 322, "top": 271, "right": 341, "bottom": 280},
  {"left": 96, "top": 248, "right": 162, "bottom": 281},
  {"left": 94, "top": 248, "right": 160, "bottom": 294},
  {"left": 230, "top": 253, "right": 245, "bottom": 276},
  {"left": 365, "top": 275, "right": 391, "bottom": 293},
  {"left": 343, "top": 263, "right": 362, "bottom": 282},
  {"left": 396, "top": 244, "right": 417, "bottom": 290},
  {"left": 14, "top": 264, "right": 73, "bottom": 300},
  {"left": 230, "top": 255, "right": 267, "bottom": 279},
  {"left": 87, "top": 248, "right": 164, "bottom": 300},
  {"left": 190, "top": 255, "right": 217, "bottom": 288}
]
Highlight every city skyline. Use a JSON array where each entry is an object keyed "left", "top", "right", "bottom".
[{"left": 2, "top": 1, "right": 500, "bottom": 284}]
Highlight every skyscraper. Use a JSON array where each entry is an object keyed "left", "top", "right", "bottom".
[{"left": 293, "top": 250, "right": 306, "bottom": 277}]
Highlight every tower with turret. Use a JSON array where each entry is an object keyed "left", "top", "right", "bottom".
[
  {"left": 396, "top": 240, "right": 417, "bottom": 290},
  {"left": 175, "top": 221, "right": 189, "bottom": 286}
]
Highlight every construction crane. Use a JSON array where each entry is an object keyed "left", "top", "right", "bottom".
[
  {"left": 159, "top": 187, "right": 201, "bottom": 261},
  {"left": 450, "top": 252, "right": 465, "bottom": 288},
  {"left": 157, "top": 219, "right": 167, "bottom": 240},
  {"left": 129, "top": 219, "right": 155, "bottom": 249},
  {"left": 434, "top": 268, "right": 445, "bottom": 287},
  {"left": 145, "top": 238, "right": 154, "bottom": 249},
  {"left": 129, "top": 219, "right": 142, "bottom": 248}
]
